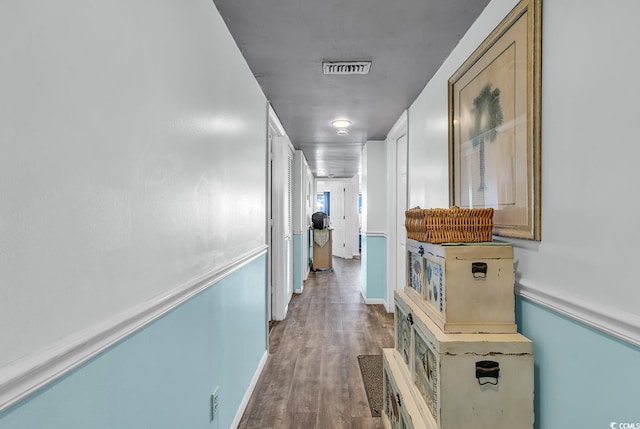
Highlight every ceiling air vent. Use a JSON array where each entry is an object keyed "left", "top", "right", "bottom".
[{"left": 322, "top": 61, "right": 371, "bottom": 75}]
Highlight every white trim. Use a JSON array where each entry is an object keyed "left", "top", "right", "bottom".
[
  {"left": 385, "top": 111, "right": 408, "bottom": 316},
  {"left": 386, "top": 110, "right": 408, "bottom": 141},
  {"left": 0, "top": 246, "right": 268, "bottom": 413},
  {"left": 363, "top": 297, "right": 387, "bottom": 305},
  {"left": 517, "top": 278, "right": 640, "bottom": 348},
  {"left": 292, "top": 232, "right": 304, "bottom": 292},
  {"left": 303, "top": 259, "right": 311, "bottom": 281},
  {"left": 266, "top": 106, "right": 273, "bottom": 324},
  {"left": 359, "top": 288, "right": 388, "bottom": 306},
  {"left": 268, "top": 104, "right": 286, "bottom": 137},
  {"left": 230, "top": 350, "right": 269, "bottom": 429},
  {"left": 361, "top": 231, "right": 387, "bottom": 238}
]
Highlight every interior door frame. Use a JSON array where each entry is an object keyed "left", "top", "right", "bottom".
[
  {"left": 386, "top": 111, "right": 408, "bottom": 312},
  {"left": 315, "top": 178, "right": 357, "bottom": 260},
  {"left": 266, "top": 108, "right": 273, "bottom": 324}
]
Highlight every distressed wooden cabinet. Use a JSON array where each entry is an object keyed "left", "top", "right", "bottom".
[
  {"left": 405, "top": 239, "right": 516, "bottom": 334},
  {"left": 383, "top": 240, "right": 535, "bottom": 429},
  {"left": 312, "top": 229, "right": 333, "bottom": 270}
]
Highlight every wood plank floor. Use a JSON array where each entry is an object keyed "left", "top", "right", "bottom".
[{"left": 238, "top": 257, "right": 394, "bottom": 429}]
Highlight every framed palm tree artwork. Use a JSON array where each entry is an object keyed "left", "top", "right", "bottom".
[{"left": 448, "top": 0, "right": 542, "bottom": 240}]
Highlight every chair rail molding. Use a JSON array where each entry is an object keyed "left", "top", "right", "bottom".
[
  {"left": 361, "top": 231, "right": 387, "bottom": 238},
  {"left": 517, "top": 278, "right": 640, "bottom": 348},
  {"left": 0, "top": 245, "right": 269, "bottom": 413}
]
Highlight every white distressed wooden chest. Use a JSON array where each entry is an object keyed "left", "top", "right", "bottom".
[
  {"left": 383, "top": 290, "right": 534, "bottom": 429},
  {"left": 406, "top": 239, "right": 516, "bottom": 334}
]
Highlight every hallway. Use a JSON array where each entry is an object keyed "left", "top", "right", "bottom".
[{"left": 239, "top": 257, "right": 394, "bottom": 429}]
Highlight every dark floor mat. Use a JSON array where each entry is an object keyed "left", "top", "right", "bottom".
[{"left": 357, "top": 354, "right": 383, "bottom": 417}]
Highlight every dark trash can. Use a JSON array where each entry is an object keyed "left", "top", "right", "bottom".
[{"left": 312, "top": 211, "right": 329, "bottom": 230}]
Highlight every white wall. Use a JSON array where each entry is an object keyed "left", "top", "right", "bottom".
[
  {"left": 0, "top": 0, "right": 267, "bottom": 372},
  {"left": 407, "top": 0, "right": 640, "bottom": 344},
  {"left": 361, "top": 141, "right": 387, "bottom": 234}
]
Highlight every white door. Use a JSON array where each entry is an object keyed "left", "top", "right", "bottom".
[
  {"left": 270, "top": 134, "right": 293, "bottom": 321},
  {"left": 285, "top": 148, "right": 294, "bottom": 303},
  {"left": 396, "top": 134, "right": 408, "bottom": 291},
  {"left": 330, "top": 181, "right": 346, "bottom": 258}
]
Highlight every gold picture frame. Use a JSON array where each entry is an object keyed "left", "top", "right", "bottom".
[{"left": 448, "top": 0, "right": 542, "bottom": 240}]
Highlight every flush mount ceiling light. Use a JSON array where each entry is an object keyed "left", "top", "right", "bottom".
[
  {"left": 336, "top": 129, "right": 349, "bottom": 136},
  {"left": 331, "top": 119, "right": 352, "bottom": 128}
]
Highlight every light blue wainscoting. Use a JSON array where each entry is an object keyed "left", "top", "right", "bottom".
[
  {"left": 515, "top": 297, "right": 640, "bottom": 429},
  {"left": 293, "top": 233, "right": 303, "bottom": 293},
  {"left": 360, "top": 234, "right": 387, "bottom": 301},
  {"left": 361, "top": 234, "right": 367, "bottom": 296},
  {"left": 0, "top": 255, "right": 268, "bottom": 429}
]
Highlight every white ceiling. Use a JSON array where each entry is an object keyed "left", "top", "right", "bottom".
[{"left": 213, "top": 0, "right": 490, "bottom": 178}]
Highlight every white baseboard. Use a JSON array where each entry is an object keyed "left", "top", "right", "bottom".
[
  {"left": 364, "top": 298, "right": 387, "bottom": 305},
  {"left": 0, "top": 246, "right": 268, "bottom": 413},
  {"left": 359, "top": 288, "right": 387, "bottom": 305},
  {"left": 517, "top": 278, "right": 640, "bottom": 348},
  {"left": 230, "top": 350, "right": 269, "bottom": 429}
]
